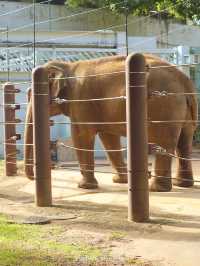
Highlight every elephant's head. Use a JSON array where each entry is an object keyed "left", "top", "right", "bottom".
[{"left": 24, "top": 63, "right": 69, "bottom": 179}]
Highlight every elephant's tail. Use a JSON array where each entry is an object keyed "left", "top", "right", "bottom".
[{"left": 186, "top": 80, "right": 198, "bottom": 129}]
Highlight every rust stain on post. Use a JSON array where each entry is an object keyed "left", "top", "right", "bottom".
[
  {"left": 32, "top": 66, "right": 52, "bottom": 207},
  {"left": 126, "top": 53, "right": 149, "bottom": 222},
  {"left": 3, "top": 83, "right": 17, "bottom": 176}
]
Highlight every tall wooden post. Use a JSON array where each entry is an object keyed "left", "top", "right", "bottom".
[
  {"left": 126, "top": 53, "right": 149, "bottom": 222},
  {"left": 32, "top": 66, "right": 52, "bottom": 206},
  {"left": 3, "top": 83, "right": 17, "bottom": 176}
]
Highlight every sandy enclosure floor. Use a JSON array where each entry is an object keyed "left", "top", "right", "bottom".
[{"left": 0, "top": 154, "right": 200, "bottom": 266}]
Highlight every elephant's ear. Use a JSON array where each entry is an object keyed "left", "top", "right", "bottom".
[{"left": 48, "top": 66, "right": 66, "bottom": 98}]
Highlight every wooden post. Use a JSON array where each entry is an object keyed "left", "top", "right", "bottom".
[
  {"left": 32, "top": 66, "right": 52, "bottom": 206},
  {"left": 126, "top": 53, "right": 149, "bottom": 222},
  {"left": 3, "top": 83, "right": 17, "bottom": 176}
]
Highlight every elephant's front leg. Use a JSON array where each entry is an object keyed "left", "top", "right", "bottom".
[
  {"left": 99, "top": 133, "right": 127, "bottom": 183},
  {"left": 71, "top": 126, "right": 98, "bottom": 189},
  {"left": 149, "top": 152, "right": 173, "bottom": 192}
]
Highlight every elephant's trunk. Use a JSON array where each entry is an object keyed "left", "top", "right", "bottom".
[{"left": 24, "top": 100, "right": 34, "bottom": 179}]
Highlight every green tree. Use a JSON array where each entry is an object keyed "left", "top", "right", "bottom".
[
  {"left": 5, "top": 0, "right": 65, "bottom": 4},
  {"left": 67, "top": 0, "right": 200, "bottom": 23}
]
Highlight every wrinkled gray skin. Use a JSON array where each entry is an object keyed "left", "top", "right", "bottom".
[{"left": 24, "top": 54, "right": 198, "bottom": 192}]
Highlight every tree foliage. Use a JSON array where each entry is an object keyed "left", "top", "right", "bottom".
[
  {"left": 5, "top": 0, "right": 65, "bottom": 4},
  {"left": 67, "top": 0, "right": 200, "bottom": 23}
]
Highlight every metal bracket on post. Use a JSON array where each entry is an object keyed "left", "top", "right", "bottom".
[
  {"left": 32, "top": 66, "right": 52, "bottom": 207},
  {"left": 3, "top": 83, "right": 17, "bottom": 176},
  {"left": 126, "top": 53, "right": 149, "bottom": 222}
]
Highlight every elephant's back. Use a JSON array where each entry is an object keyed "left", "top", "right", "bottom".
[{"left": 69, "top": 56, "right": 126, "bottom": 129}]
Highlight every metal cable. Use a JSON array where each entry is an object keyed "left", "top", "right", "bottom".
[
  {"left": 54, "top": 95, "right": 126, "bottom": 104},
  {"left": 6, "top": 155, "right": 33, "bottom": 162},
  {"left": 58, "top": 142, "right": 127, "bottom": 152},
  {"left": 0, "top": 122, "right": 32, "bottom": 125},
  {"left": 50, "top": 67, "right": 199, "bottom": 82},
  {"left": 0, "top": 1, "right": 179, "bottom": 53},
  {"left": 50, "top": 71, "right": 145, "bottom": 81},
  {"left": 151, "top": 91, "right": 200, "bottom": 96},
  {"left": 3, "top": 154, "right": 128, "bottom": 169},
  {"left": 2, "top": 136, "right": 199, "bottom": 163},
  {"left": 0, "top": 18, "right": 143, "bottom": 52},
  {"left": 2, "top": 56, "right": 200, "bottom": 77},
  {"left": 1, "top": 93, "right": 28, "bottom": 96},
  {"left": 165, "top": 152, "right": 200, "bottom": 162},
  {"left": 52, "top": 118, "right": 200, "bottom": 126},
  {"left": 0, "top": 8, "right": 176, "bottom": 53},
  {"left": 0, "top": 142, "right": 33, "bottom": 146},
  {"left": 0, "top": 105, "right": 27, "bottom": 110},
  {"left": 5, "top": 160, "right": 34, "bottom": 166},
  {"left": 3, "top": 161, "right": 200, "bottom": 184},
  {"left": 0, "top": 81, "right": 31, "bottom": 88},
  {"left": 51, "top": 120, "right": 200, "bottom": 127},
  {"left": 53, "top": 121, "right": 126, "bottom": 125},
  {"left": 0, "top": 102, "right": 28, "bottom": 106},
  {"left": 0, "top": 4, "right": 117, "bottom": 37},
  {"left": 54, "top": 165, "right": 127, "bottom": 175},
  {"left": 35, "top": 12, "right": 194, "bottom": 49},
  {"left": 52, "top": 166, "right": 200, "bottom": 184},
  {"left": 150, "top": 62, "right": 200, "bottom": 70},
  {"left": 132, "top": 22, "right": 195, "bottom": 56},
  {"left": 151, "top": 174, "right": 200, "bottom": 184},
  {"left": 0, "top": 118, "right": 199, "bottom": 128},
  {"left": 57, "top": 162, "right": 127, "bottom": 169},
  {"left": 33, "top": 1, "right": 125, "bottom": 29},
  {"left": 152, "top": 145, "right": 200, "bottom": 162},
  {"left": 150, "top": 120, "right": 200, "bottom": 124},
  {"left": 0, "top": 0, "right": 52, "bottom": 18},
  {"left": 51, "top": 70, "right": 125, "bottom": 81}
]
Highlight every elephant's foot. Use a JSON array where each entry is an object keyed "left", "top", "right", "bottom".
[
  {"left": 149, "top": 177, "right": 172, "bottom": 192},
  {"left": 25, "top": 166, "right": 34, "bottom": 180},
  {"left": 78, "top": 177, "right": 98, "bottom": 189},
  {"left": 27, "top": 175, "right": 34, "bottom": 180},
  {"left": 172, "top": 176, "right": 194, "bottom": 188},
  {"left": 112, "top": 174, "right": 127, "bottom": 184}
]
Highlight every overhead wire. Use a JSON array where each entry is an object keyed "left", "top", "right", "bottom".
[
  {"left": 0, "top": 1, "right": 181, "bottom": 54},
  {"left": 0, "top": 0, "right": 125, "bottom": 39},
  {"left": 0, "top": 0, "right": 51, "bottom": 18}
]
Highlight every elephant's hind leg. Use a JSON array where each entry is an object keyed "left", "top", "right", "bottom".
[
  {"left": 173, "top": 126, "right": 194, "bottom": 187},
  {"left": 71, "top": 126, "right": 98, "bottom": 189},
  {"left": 149, "top": 126, "right": 181, "bottom": 192},
  {"left": 149, "top": 152, "right": 173, "bottom": 192},
  {"left": 99, "top": 133, "right": 127, "bottom": 183}
]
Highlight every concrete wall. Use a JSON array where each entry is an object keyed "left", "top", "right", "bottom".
[{"left": 0, "top": 1, "right": 200, "bottom": 48}]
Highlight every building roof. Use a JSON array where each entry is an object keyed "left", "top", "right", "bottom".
[{"left": 0, "top": 47, "right": 117, "bottom": 72}]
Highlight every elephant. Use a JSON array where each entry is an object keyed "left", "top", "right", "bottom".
[{"left": 24, "top": 54, "right": 198, "bottom": 192}]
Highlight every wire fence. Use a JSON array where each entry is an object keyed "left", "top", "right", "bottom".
[{"left": 0, "top": 2, "right": 200, "bottom": 197}]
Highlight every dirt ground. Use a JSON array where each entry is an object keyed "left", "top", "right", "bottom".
[{"left": 0, "top": 154, "right": 200, "bottom": 266}]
